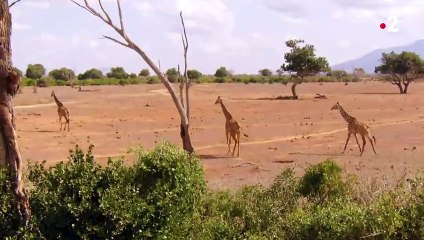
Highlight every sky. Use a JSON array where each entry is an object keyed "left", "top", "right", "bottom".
[{"left": 9, "top": 0, "right": 424, "bottom": 75}]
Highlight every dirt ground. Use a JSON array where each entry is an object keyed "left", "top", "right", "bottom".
[{"left": 13, "top": 82, "right": 424, "bottom": 190}]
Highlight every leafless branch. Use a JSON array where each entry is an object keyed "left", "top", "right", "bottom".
[
  {"left": 98, "top": 0, "right": 112, "bottom": 23},
  {"left": 116, "top": 0, "right": 125, "bottom": 32},
  {"left": 180, "top": 11, "right": 189, "bottom": 83},
  {"left": 180, "top": 11, "right": 191, "bottom": 119},
  {"left": 71, "top": 0, "right": 195, "bottom": 152},
  {"left": 9, "top": 0, "right": 23, "bottom": 8},
  {"left": 103, "top": 35, "right": 128, "bottom": 47}
]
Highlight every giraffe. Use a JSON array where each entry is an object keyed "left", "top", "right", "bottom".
[
  {"left": 331, "top": 102, "right": 376, "bottom": 156},
  {"left": 215, "top": 96, "right": 248, "bottom": 157},
  {"left": 32, "top": 86, "right": 37, "bottom": 94},
  {"left": 51, "top": 91, "right": 70, "bottom": 131}
]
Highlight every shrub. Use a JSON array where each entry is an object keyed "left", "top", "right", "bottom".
[
  {"left": 27, "top": 142, "right": 206, "bottom": 239},
  {"left": 147, "top": 76, "right": 160, "bottom": 84},
  {"left": 36, "top": 79, "right": 47, "bottom": 87},
  {"left": 298, "top": 159, "right": 348, "bottom": 204},
  {"left": 215, "top": 77, "right": 226, "bottom": 83}
]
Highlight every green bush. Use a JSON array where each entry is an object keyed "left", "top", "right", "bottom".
[
  {"left": 147, "top": 76, "right": 160, "bottom": 84},
  {"left": 36, "top": 79, "right": 47, "bottom": 87},
  {"left": 26, "top": 142, "right": 206, "bottom": 239},
  {"left": 215, "top": 77, "right": 226, "bottom": 83},
  {"left": 298, "top": 159, "right": 348, "bottom": 204},
  {"left": 3, "top": 152, "right": 424, "bottom": 239}
]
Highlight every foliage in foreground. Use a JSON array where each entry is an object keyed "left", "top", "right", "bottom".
[{"left": 1, "top": 145, "right": 424, "bottom": 239}]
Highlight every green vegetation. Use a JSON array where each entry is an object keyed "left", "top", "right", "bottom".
[
  {"left": 106, "top": 66, "right": 129, "bottom": 79},
  {"left": 48, "top": 67, "right": 75, "bottom": 81},
  {"left": 165, "top": 68, "right": 179, "bottom": 83},
  {"left": 375, "top": 51, "right": 424, "bottom": 94},
  {"left": 78, "top": 68, "right": 104, "bottom": 80},
  {"left": 215, "top": 66, "right": 230, "bottom": 78},
  {"left": 280, "top": 39, "right": 330, "bottom": 99},
  {"left": 258, "top": 68, "right": 273, "bottom": 76},
  {"left": 25, "top": 64, "right": 46, "bottom": 79},
  {"left": 187, "top": 69, "right": 202, "bottom": 80},
  {"left": 2, "top": 143, "right": 424, "bottom": 239},
  {"left": 139, "top": 68, "right": 150, "bottom": 77}
]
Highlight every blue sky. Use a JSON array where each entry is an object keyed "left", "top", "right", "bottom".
[{"left": 10, "top": 0, "right": 424, "bottom": 75}]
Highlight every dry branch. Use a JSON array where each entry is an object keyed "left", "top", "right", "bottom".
[
  {"left": 70, "top": 0, "right": 195, "bottom": 153},
  {"left": 9, "top": 0, "right": 22, "bottom": 8}
]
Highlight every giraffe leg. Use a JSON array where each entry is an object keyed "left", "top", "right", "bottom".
[
  {"left": 360, "top": 135, "right": 366, "bottom": 156},
  {"left": 236, "top": 131, "right": 240, "bottom": 157},
  {"left": 227, "top": 134, "right": 232, "bottom": 155},
  {"left": 231, "top": 135, "right": 237, "bottom": 157},
  {"left": 66, "top": 119, "right": 70, "bottom": 132},
  {"left": 342, "top": 133, "right": 351, "bottom": 154},
  {"left": 367, "top": 135, "right": 377, "bottom": 155},
  {"left": 225, "top": 122, "right": 230, "bottom": 144},
  {"left": 354, "top": 134, "right": 362, "bottom": 152},
  {"left": 58, "top": 116, "right": 62, "bottom": 131}
]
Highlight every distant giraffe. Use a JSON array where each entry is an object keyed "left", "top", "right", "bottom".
[
  {"left": 51, "top": 91, "right": 70, "bottom": 131},
  {"left": 215, "top": 96, "right": 248, "bottom": 157},
  {"left": 331, "top": 102, "right": 376, "bottom": 156},
  {"left": 32, "top": 86, "right": 37, "bottom": 94}
]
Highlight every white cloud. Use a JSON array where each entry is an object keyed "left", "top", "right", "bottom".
[
  {"left": 337, "top": 40, "right": 351, "bottom": 48},
  {"left": 89, "top": 40, "right": 99, "bottom": 48},
  {"left": 13, "top": 22, "right": 31, "bottom": 31},
  {"left": 21, "top": 1, "right": 50, "bottom": 9},
  {"left": 33, "top": 32, "right": 60, "bottom": 43},
  {"left": 134, "top": 1, "right": 152, "bottom": 14}
]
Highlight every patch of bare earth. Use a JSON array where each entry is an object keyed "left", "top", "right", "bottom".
[{"left": 14, "top": 82, "right": 424, "bottom": 190}]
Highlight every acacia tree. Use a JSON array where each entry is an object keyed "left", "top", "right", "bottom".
[
  {"left": 71, "top": 0, "right": 194, "bottom": 153},
  {"left": 0, "top": 0, "right": 31, "bottom": 226},
  {"left": 374, "top": 51, "right": 424, "bottom": 94},
  {"left": 281, "top": 39, "right": 329, "bottom": 99}
]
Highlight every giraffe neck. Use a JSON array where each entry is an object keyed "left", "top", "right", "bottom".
[
  {"left": 53, "top": 94, "right": 63, "bottom": 107},
  {"left": 339, "top": 106, "right": 355, "bottom": 124},
  {"left": 220, "top": 101, "right": 233, "bottom": 120}
]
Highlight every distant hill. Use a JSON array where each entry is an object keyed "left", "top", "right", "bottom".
[{"left": 332, "top": 40, "right": 424, "bottom": 73}]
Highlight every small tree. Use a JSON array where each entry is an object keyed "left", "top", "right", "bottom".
[
  {"left": 166, "top": 67, "right": 179, "bottom": 83},
  {"left": 280, "top": 39, "right": 329, "bottom": 99},
  {"left": 374, "top": 51, "right": 424, "bottom": 94},
  {"left": 187, "top": 69, "right": 202, "bottom": 80},
  {"left": 259, "top": 68, "right": 272, "bottom": 76},
  {"left": 71, "top": 1, "right": 195, "bottom": 153},
  {"left": 79, "top": 68, "right": 104, "bottom": 80},
  {"left": 107, "top": 66, "right": 128, "bottom": 79},
  {"left": 214, "top": 66, "right": 229, "bottom": 78},
  {"left": 49, "top": 67, "right": 76, "bottom": 81},
  {"left": 139, "top": 68, "right": 150, "bottom": 77},
  {"left": 25, "top": 63, "right": 46, "bottom": 79}
]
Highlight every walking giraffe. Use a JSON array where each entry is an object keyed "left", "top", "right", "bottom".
[
  {"left": 51, "top": 91, "right": 70, "bottom": 132},
  {"left": 215, "top": 96, "right": 248, "bottom": 157},
  {"left": 331, "top": 102, "right": 376, "bottom": 156}
]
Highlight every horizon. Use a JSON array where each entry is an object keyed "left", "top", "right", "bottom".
[{"left": 10, "top": 0, "right": 424, "bottom": 75}]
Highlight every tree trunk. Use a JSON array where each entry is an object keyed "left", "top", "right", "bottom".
[
  {"left": 291, "top": 78, "right": 300, "bottom": 99},
  {"left": 402, "top": 81, "right": 410, "bottom": 94},
  {"left": 180, "top": 122, "right": 194, "bottom": 153},
  {"left": 0, "top": 1, "right": 31, "bottom": 226},
  {"left": 393, "top": 81, "right": 404, "bottom": 94}
]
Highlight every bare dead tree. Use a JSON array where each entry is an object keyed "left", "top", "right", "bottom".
[
  {"left": 0, "top": 0, "right": 31, "bottom": 226},
  {"left": 70, "top": 0, "right": 194, "bottom": 153}
]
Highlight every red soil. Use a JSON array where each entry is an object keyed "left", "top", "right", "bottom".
[{"left": 13, "top": 82, "right": 424, "bottom": 190}]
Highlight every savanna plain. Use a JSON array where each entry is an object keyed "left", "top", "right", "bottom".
[{"left": 14, "top": 81, "right": 424, "bottom": 189}]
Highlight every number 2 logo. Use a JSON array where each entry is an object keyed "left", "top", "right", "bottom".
[{"left": 387, "top": 16, "right": 399, "bottom": 32}]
